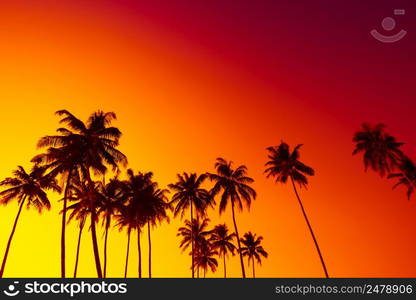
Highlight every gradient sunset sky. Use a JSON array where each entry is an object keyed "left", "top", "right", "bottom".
[{"left": 0, "top": 0, "right": 415, "bottom": 278}]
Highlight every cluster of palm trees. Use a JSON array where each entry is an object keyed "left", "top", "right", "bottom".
[
  {"left": 0, "top": 110, "right": 411, "bottom": 279},
  {"left": 0, "top": 110, "right": 272, "bottom": 278}
]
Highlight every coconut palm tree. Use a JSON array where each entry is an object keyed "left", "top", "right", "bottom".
[
  {"left": 177, "top": 218, "right": 212, "bottom": 276},
  {"left": 209, "top": 224, "right": 236, "bottom": 278},
  {"left": 169, "top": 173, "right": 213, "bottom": 278},
  {"left": 388, "top": 157, "right": 416, "bottom": 200},
  {"left": 194, "top": 239, "right": 218, "bottom": 278},
  {"left": 116, "top": 203, "right": 141, "bottom": 278},
  {"left": 352, "top": 123, "right": 405, "bottom": 177},
  {"left": 122, "top": 169, "right": 153, "bottom": 278},
  {"left": 33, "top": 110, "right": 127, "bottom": 278},
  {"left": 97, "top": 177, "right": 125, "bottom": 278},
  {"left": 141, "top": 182, "right": 170, "bottom": 278},
  {"left": 240, "top": 232, "right": 268, "bottom": 278},
  {"left": 265, "top": 142, "right": 328, "bottom": 278},
  {"left": 0, "top": 165, "right": 61, "bottom": 278},
  {"left": 208, "top": 158, "right": 256, "bottom": 278}
]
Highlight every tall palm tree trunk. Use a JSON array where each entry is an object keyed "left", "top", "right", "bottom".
[
  {"left": 252, "top": 258, "right": 255, "bottom": 278},
  {"left": 61, "top": 171, "right": 72, "bottom": 278},
  {"left": 124, "top": 229, "right": 131, "bottom": 278},
  {"left": 223, "top": 255, "right": 227, "bottom": 278},
  {"left": 73, "top": 222, "right": 84, "bottom": 278},
  {"left": 103, "top": 215, "right": 110, "bottom": 278},
  {"left": 290, "top": 176, "right": 329, "bottom": 278},
  {"left": 90, "top": 210, "right": 102, "bottom": 277},
  {"left": 0, "top": 196, "right": 26, "bottom": 278},
  {"left": 85, "top": 169, "right": 103, "bottom": 278},
  {"left": 138, "top": 229, "right": 142, "bottom": 278},
  {"left": 190, "top": 201, "right": 194, "bottom": 278},
  {"left": 147, "top": 221, "right": 152, "bottom": 278},
  {"left": 231, "top": 202, "right": 246, "bottom": 278}
]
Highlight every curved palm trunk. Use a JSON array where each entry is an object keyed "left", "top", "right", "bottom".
[
  {"left": 0, "top": 196, "right": 26, "bottom": 278},
  {"left": 73, "top": 222, "right": 84, "bottom": 278},
  {"left": 124, "top": 229, "right": 131, "bottom": 278},
  {"left": 103, "top": 215, "right": 110, "bottom": 278},
  {"left": 190, "top": 201, "right": 195, "bottom": 278},
  {"left": 290, "top": 176, "right": 329, "bottom": 278},
  {"left": 61, "top": 171, "right": 72, "bottom": 278},
  {"left": 147, "top": 221, "right": 152, "bottom": 278},
  {"left": 231, "top": 202, "right": 246, "bottom": 278},
  {"left": 223, "top": 254, "right": 227, "bottom": 278},
  {"left": 138, "top": 229, "right": 142, "bottom": 278}
]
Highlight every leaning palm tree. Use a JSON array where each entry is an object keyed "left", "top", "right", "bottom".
[
  {"left": 97, "top": 177, "right": 125, "bottom": 278},
  {"left": 33, "top": 110, "right": 127, "bottom": 278},
  {"left": 240, "top": 232, "right": 268, "bottom": 278},
  {"left": 265, "top": 142, "right": 329, "bottom": 278},
  {"left": 388, "top": 157, "right": 416, "bottom": 200},
  {"left": 177, "top": 218, "right": 212, "bottom": 276},
  {"left": 194, "top": 239, "right": 218, "bottom": 278},
  {"left": 352, "top": 123, "right": 405, "bottom": 177},
  {"left": 208, "top": 158, "right": 256, "bottom": 278},
  {"left": 169, "top": 173, "right": 213, "bottom": 278},
  {"left": 0, "top": 165, "right": 61, "bottom": 278},
  {"left": 209, "top": 224, "right": 236, "bottom": 278}
]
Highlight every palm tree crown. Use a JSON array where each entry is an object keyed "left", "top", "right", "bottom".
[
  {"left": 352, "top": 123, "right": 404, "bottom": 177},
  {"left": 0, "top": 165, "right": 61, "bottom": 211},
  {"left": 169, "top": 173, "right": 212, "bottom": 218},
  {"left": 265, "top": 142, "right": 314, "bottom": 186}
]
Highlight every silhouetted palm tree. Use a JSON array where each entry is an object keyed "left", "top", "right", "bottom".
[
  {"left": 177, "top": 218, "right": 211, "bottom": 276},
  {"left": 0, "top": 165, "right": 61, "bottom": 277},
  {"left": 141, "top": 181, "right": 170, "bottom": 278},
  {"left": 352, "top": 123, "right": 405, "bottom": 177},
  {"left": 169, "top": 173, "right": 212, "bottom": 277},
  {"left": 240, "top": 232, "right": 268, "bottom": 278},
  {"left": 388, "top": 157, "right": 416, "bottom": 200},
  {"left": 208, "top": 158, "right": 256, "bottom": 278},
  {"left": 33, "top": 110, "right": 127, "bottom": 278},
  {"left": 209, "top": 224, "right": 236, "bottom": 278},
  {"left": 116, "top": 203, "right": 140, "bottom": 278},
  {"left": 194, "top": 240, "right": 218, "bottom": 278},
  {"left": 97, "top": 177, "right": 125, "bottom": 278},
  {"left": 123, "top": 170, "right": 154, "bottom": 278},
  {"left": 265, "top": 142, "right": 329, "bottom": 278}
]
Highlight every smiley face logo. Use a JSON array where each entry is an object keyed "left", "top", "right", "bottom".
[
  {"left": 3, "top": 281, "right": 20, "bottom": 297},
  {"left": 371, "top": 9, "right": 407, "bottom": 43}
]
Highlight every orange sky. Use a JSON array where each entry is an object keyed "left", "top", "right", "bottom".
[{"left": 0, "top": 0, "right": 415, "bottom": 278}]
